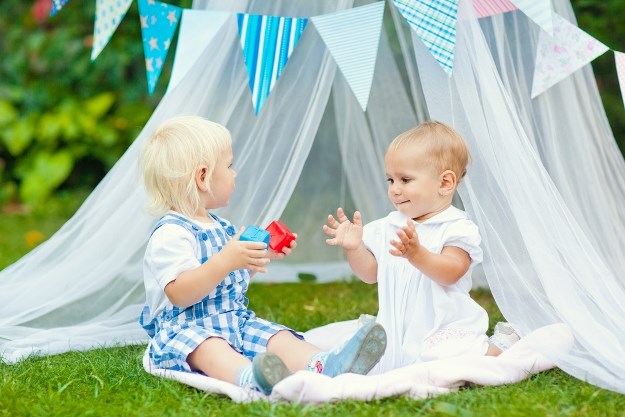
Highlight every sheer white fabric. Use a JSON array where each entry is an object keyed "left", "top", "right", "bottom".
[{"left": 1, "top": 0, "right": 624, "bottom": 394}]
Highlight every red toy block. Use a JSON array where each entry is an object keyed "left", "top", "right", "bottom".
[{"left": 265, "top": 220, "right": 295, "bottom": 253}]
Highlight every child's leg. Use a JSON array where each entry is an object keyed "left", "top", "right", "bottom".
[
  {"left": 266, "top": 330, "right": 321, "bottom": 370},
  {"left": 485, "top": 343, "right": 503, "bottom": 356},
  {"left": 187, "top": 337, "right": 290, "bottom": 395},
  {"left": 267, "top": 321, "right": 387, "bottom": 377},
  {"left": 187, "top": 337, "right": 249, "bottom": 383}
]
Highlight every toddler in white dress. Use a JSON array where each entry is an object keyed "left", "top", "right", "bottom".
[{"left": 323, "top": 121, "right": 518, "bottom": 373}]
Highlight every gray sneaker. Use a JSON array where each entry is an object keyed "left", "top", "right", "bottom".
[
  {"left": 252, "top": 352, "right": 292, "bottom": 395},
  {"left": 322, "top": 321, "right": 387, "bottom": 377},
  {"left": 489, "top": 322, "right": 520, "bottom": 351}
]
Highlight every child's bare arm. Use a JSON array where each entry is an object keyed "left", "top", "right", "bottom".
[
  {"left": 324, "top": 208, "right": 378, "bottom": 284},
  {"left": 165, "top": 230, "right": 269, "bottom": 307},
  {"left": 390, "top": 219, "right": 470, "bottom": 286}
]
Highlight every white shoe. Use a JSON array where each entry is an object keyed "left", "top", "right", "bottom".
[{"left": 489, "top": 322, "right": 520, "bottom": 351}]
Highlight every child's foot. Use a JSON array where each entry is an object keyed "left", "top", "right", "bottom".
[
  {"left": 252, "top": 352, "right": 292, "bottom": 395},
  {"left": 322, "top": 321, "right": 387, "bottom": 377},
  {"left": 489, "top": 322, "right": 520, "bottom": 351}
]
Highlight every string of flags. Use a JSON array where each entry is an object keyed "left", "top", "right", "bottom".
[{"left": 50, "top": 0, "right": 625, "bottom": 114}]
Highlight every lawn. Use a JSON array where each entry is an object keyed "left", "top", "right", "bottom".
[{"left": 1, "top": 192, "right": 624, "bottom": 416}]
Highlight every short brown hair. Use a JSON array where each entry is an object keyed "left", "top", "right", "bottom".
[{"left": 388, "top": 120, "right": 470, "bottom": 180}]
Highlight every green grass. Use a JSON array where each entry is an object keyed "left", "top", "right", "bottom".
[{"left": 2, "top": 192, "right": 625, "bottom": 416}]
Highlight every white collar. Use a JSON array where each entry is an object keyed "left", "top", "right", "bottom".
[{"left": 388, "top": 206, "right": 467, "bottom": 227}]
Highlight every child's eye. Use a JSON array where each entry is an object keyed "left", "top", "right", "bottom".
[
  {"left": 386, "top": 178, "right": 394, "bottom": 184},
  {"left": 402, "top": 178, "right": 410, "bottom": 184}
]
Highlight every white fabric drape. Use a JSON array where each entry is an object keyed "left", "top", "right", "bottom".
[
  {"left": 1, "top": 0, "right": 624, "bottom": 394},
  {"left": 411, "top": 0, "right": 625, "bottom": 393}
]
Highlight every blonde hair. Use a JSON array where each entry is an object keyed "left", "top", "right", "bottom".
[
  {"left": 388, "top": 120, "right": 470, "bottom": 180},
  {"left": 139, "top": 116, "right": 232, "bottom": 218}
]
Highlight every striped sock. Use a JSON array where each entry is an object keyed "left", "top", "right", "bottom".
[
  {"left": 307, "top": 351, "right": 330, "bottom": 373},
  {"left": 236, "top": 364, "right": 256, "bottom": 389}
]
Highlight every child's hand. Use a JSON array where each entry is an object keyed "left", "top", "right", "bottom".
[
  {"left": 268, "top": 233, "right": 298, "bottom": 259},
  {"left": 323, "top": 208, "right": 363, "bottom": 250},
  {"left": 389, "top": 219, "right": 421, "bottom": 259},
  {"left": 220, "top": 228, "right": 271, "bottom": 273}
]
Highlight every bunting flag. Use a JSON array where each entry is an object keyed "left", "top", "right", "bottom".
[
  {"left": 311, "top": 2, "right": 385, "bottom": 111},
  {"left": 138, "top": 0, "right": 182, "bottom": 95},
  {"left": 531, "top": 13, "right": 609, "bottom": 98},
  {"left": 168, "top": 10, "right": 230, "bottom": 92},
  {"left": 392, "top": 0, "right": 458, "bottom": 76},
  {"left": 472, "top": 0, "right": 517, "bottom": 19},
  {"left": 91, "top": 0, "right": 133, "bottom": 61},
  {"left": 50, "top": 0, "right": 69, "bottom": 16},
  {"left": 615, "top": 51, "right": 625, "bottom": 110},
  {"left": 237, "top": 14, "right": 308, "bottom": 115},
  {"left": 510, "top": 0, "right": 553, "bottom": 35}
]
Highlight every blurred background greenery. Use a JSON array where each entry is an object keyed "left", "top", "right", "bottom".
[
  {"left": 0, "top": 0, "right": 191, "bottom": 210},
  {"left": 0, "top": 0, "right": 623, "bottom": 211}
]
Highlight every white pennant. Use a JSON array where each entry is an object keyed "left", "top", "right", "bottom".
[
  {"left": 168, "top": 10, "right": 230, "bottom": 92},
  {"left": 615, "top": 51, "right": 625, "bottom": 110},
  {"left": 531, "top": 13, "right": 608, "bottom": 98},
  {"left": 312, "top": 2, "right": 385, "bottom": 111},
  {"left": 91, "top": 0, "right": 133, "bottom": 61}
]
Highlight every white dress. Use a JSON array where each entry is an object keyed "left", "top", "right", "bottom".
[{"left": 363, "top": 206, "right": 489, "bottom": 373}]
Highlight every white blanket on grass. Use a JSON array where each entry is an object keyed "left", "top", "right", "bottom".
[{"left": 142, "top": 322, "right": 573, "bottom": 403}]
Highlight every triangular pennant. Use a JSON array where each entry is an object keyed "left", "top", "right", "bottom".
[
  {"left": 138, "top": 0, "right": 182, "bottom": 95},
  {"left": 510, "top": 0, "right": 553, "bottom": 35},
  {"left": 312, "top": 2, "right": 385, "bottom": 111},
  {"left": 237, "top": 14, "right": 308, "bottom": 115},
  {"left": 472, "top": 0, "right": 517, "bottom": 19},
  {"left": 91, "top": 0, "right": 133, "bottom": 61},
  {"left": 615, "top": 51, "right": 625, "bottom": 110},
  {"left": 392, "top": 0, "right": 458, "bottom": 76},
  {"left": 168, "top": 10, "right": 230, "bottom": 92},
  {"left": 50, "top": 0, "right": 70, "bottom": 16},
  {"left": 531, "top": 13, "right": 609, "bottom": 98}
]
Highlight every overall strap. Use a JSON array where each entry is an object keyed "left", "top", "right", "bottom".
[{"left": 150, "top": 213, "right": 201, "bottom": 238}]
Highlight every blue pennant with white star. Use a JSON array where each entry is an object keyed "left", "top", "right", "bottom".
[
  {"left": 138, "top": 0, "right": 182, "bottom": 94},
  {"left": 50, "top": 0, "right": 69, "bottom": 16}
]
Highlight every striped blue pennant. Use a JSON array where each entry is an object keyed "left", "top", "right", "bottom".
[
  {"left": 311, "top": 2, "right": 385, "bottom": 111},
  {"left": 237, "top": 14, "right": 308, "bottom": 115},
  {"left": 392, "top": 0, "right": 458, "bottom": 76}
]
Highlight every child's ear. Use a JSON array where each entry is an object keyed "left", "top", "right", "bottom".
[
  {"left": 439, "top": 170, "right": 457, "bottom": 195},
  {"left": 195, "top": 166, "right": 208, "bottom": 191}
]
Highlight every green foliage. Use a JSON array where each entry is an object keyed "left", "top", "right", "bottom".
[
  {"left": 0, "top": 0, "right": 189, "bottom": 208},
  {"left": 2, "top": 191, "right": 625, "bottom": 417},
  {"left": 1, "top": 284, "right": 625, "bottom": 416},
  {"left": 571, "top": 0, "right": 625, "bottom": 152},
  {"left": 0, "top": 0, "right": 623, "bottom": 209}
]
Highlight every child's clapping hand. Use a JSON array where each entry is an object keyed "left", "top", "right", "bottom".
[
  {"left": 389, "top": 219, "right": 421, "bottom": 259},
  {"left": 323, "top": 208, "right": 363, "bottom": 251}
]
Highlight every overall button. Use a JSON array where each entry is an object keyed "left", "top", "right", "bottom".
[{"left": 226, "top": 226, "right": 235, "bottom": 236}]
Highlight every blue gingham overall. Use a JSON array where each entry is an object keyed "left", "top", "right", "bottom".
[{"left": 139, "top": 212, "right": 301, "bottom": 372}]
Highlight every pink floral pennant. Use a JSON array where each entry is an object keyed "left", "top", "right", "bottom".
[{"left": 531, "top": 13, "right": 609, "bottom": 98}]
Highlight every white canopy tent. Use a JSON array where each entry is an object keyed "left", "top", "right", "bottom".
[{"left": 1, "top": 0, "right": 624, "bottom": 394}]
